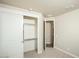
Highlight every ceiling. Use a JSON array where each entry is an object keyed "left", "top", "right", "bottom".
[{"left": 0, "top": 0, "right": 79, "bottom": 17}]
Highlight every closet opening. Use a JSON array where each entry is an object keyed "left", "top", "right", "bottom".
[
  {"left": 43, "top": 21, "right": 54, "bottom": 50},
  {"left": 23, "top": 16, "right": 37, "bottom": 54}
]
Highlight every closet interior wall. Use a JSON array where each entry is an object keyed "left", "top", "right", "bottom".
[{"left": 23, "top": 16, "right": 37, "bottom": 53}]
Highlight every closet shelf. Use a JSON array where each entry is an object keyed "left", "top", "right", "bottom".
[{"left": 23, "top": 23, "right": 35, "bottom": 25}]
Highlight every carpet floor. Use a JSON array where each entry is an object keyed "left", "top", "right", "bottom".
[{"left": 24, "top": 47, "right": 73, "bottom": 58}]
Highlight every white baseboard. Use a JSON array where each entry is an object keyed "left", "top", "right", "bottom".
[{"left": 54, "top": 46, "right": 79, "bottom": 58}]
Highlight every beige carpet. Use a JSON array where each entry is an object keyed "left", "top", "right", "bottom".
[{"left": 24, "top": 48, "right": 73, "bottom": 58}]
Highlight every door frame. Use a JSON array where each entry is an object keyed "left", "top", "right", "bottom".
[
  {"left": 23, "top": 16, "right": 38, "bottom": 52},
  {"left": 43, "top": 20, "right": 55, "bottom": 50}
]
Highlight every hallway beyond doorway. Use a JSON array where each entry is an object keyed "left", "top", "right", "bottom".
[{"left": 43, "top": 21, "right": 54, "bottom": 49}]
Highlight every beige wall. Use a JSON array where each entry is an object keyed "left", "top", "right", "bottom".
[
  {"left": 45, "top": 22, "right": 51, "bottom": 44},
  {"left": 55, "top": 9, "right": 79, "bottom": 57}
]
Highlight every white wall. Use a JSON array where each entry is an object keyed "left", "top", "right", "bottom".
[
  {"left": 55, "top": 9, "right": 79, "bottom": 57},
  {"left": 0, "top": 11, "right": 23, "bottom": 58},
  {"left": 24, "top": 40, "right": 36, "bottom": 52},
  {"left": 0, "top": 12, "right": 2, "bottom": 57},
  {"left": 24, "top": 19, "right": 36, "bottom": 39}
]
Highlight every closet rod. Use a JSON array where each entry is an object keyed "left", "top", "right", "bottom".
[{"left": 24, "top": 38, "right": 37, "bottom": 41}]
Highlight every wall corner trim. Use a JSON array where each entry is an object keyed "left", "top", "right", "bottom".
[{"left": 54, "top": 46, "right": 79, "bottom": 58}]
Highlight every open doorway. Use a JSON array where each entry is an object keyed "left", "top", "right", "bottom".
[
  {"left": 23, "top": 16, "right": 37, "bottom": 54},
  {"left": 43, "top": 21, "right": 54, "bottom": 50}
]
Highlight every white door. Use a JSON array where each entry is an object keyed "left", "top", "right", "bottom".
[{"left": 1, "top": 12, "right": 23, "bottom": 58}]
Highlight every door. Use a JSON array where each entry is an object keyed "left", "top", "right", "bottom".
[{"left": 1, "top": 12, "right": 23, "bottom": 58}]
